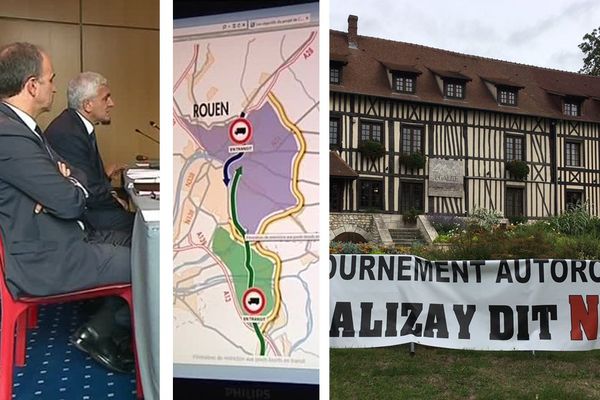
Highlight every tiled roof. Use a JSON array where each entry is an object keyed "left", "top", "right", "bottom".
[
  {"left": 379, "top": 61, "right": 421, "bottom": 74},
  {"left": 330, "top": 151, "right": 358, "bottom": 178},
  {"left": 480, "top": 76, "right": 525, "bottom": 89},
  {"left": 331, "top": 28, "right": 600, "bottom": 123},
  {"left": 330, "top": 52, "right": 349, "bottom": 64},
  {"left": 428, "top": 68, "right": 472, "bottom": 81}
]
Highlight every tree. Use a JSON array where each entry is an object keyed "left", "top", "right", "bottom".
[{"left": 579, "top": 26, "right": 600, "bottom": 76}]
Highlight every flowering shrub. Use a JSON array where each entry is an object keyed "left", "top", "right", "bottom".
[
  {"left": 548, "top": 202, "right": 593, "bottom": 236},
  {"left": 468, "top": 208, "right": 502, "bottom": 231},
  {"left": 330, "top": 242, "right": 412, "bottom": 254},
  {"left": 330, "top": 209, "right": 600, "bottom": 259},
  {"left": 428, "top": 214, "right": 466, "bottom": 234}
]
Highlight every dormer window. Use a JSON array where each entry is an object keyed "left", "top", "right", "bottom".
[
  {"left": 481, "top": 77, "right": 524, "bottom": 107},
  {"left": 545, "top": 90, "right": 586, "bottom": 117},
  {"left": 498, "top": 87, "right": 517, "bottom": 106},
  {"left": 564, "top": 99, "right": 581, "bottom": 116},
  {"left": 445, "top": 81, "right": 464, "bottom": 99},
  {"left": 330, "top": 64, "right": 342, "bottom": 84},
  {"left": 393, "top": 73, "right": 416, "bottom": 94},
  {"left": 429, "top": 69, "right": 471, "bottom": 100},
  {"left": 330, "top": 55, "right": 348, "bottom": 85},
  {"left": 380, "top": 63, "right": 422, "bottom": 95}
]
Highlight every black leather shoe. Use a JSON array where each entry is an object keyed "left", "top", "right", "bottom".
[
  {"left": 70, "top": 325, "right": 134, "bottom": 374},
  {"left": 114, "top": 335, "right": 135, "bottom": 366},
  {"left": 89, "top": 337, "right": 135, "bottom": 374},
  {"left": 70, "top": 325, "right": 101, "bottom": 355}
]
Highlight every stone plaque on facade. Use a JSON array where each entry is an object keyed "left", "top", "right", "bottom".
[{"left": 428, "top": 158, "right": 464, "bottom": 198}]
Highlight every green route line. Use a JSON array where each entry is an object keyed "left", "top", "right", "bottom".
[
  {"left": 253, "top": 323, "right": 266, "bottom": 355},
  {"left": 230, "top": 166, "right": 265, "bottom": 355},
  {"left": 230, "top": 166, "right": 246, "bottom": 238},
  {"left": 243, "top": 242, "right": 254, "bottom": 288},
  {"left": 230, "top": 166, "right": 255, "bottom": 287}
]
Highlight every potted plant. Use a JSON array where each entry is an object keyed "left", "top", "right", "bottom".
[
  {"left": 505, "top": 160, "right": 529, "bottom": 181},
  {"left": 358, "top": 140, "right": 385, "bottom": 159},
  {"left": 399, "top": 152, "right": 426, "bottom": 169},
  {"left": 402, "top": 208, "right": 421, "bottom": 224}
]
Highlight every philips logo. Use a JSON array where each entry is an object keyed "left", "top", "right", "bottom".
[{"left": 224, "top": 388, "right": 272, "bottom": 399}]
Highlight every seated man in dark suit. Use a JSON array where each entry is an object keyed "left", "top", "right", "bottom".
[
  {"left": 45, "top": 72, "right": 134, "bottom": 232},
  {"left": 0, "top": 42, "right": 133, "bottom": 374}
]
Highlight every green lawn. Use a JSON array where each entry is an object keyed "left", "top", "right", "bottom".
[
  {"left": 331, "top": 345, "right": 600, "bottom": 400},
  {"left": 331, "top": 208, "right": 600, "bottom": 399}
]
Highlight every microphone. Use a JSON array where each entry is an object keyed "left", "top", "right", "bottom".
[
  {"left": 134, "top": 128, "right": 159, "bottom": 144},
  {"left": 149, "top": 121, "right": 160, "bottom": 130},
  {"left": 134, "top": 129, "right": 160, "bottom": 169}
]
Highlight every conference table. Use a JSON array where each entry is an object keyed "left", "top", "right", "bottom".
[{"left": 125, "top": 170, "right": 159, "bottom": 400}]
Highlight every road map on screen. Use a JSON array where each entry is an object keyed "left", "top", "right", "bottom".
[{"left": 173, "top": 5, "right": 319, "bottom": 383}]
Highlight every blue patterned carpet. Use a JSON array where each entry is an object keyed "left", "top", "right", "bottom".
[{"left": 11, "top": 302, "right": 137, "bottom": 399}]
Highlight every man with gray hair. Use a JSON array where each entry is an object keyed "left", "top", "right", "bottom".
[{"left": 46, "top": 71, "right": 134, "bottom": 232}]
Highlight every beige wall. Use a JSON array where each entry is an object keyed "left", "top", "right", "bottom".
[{"left": 0, "top": 0, "right": 159, "bottom": 168}]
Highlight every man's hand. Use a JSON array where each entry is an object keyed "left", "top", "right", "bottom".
[
  {"left": 35, "top": 162, "right": 71, "bottom": 214},
  {"left": 105, "top": 163, "right": 126, "bottom": 179},
  {"left": 115, "top": 196, "right": 129, "bottom": 210},
  {"left": 57, "top": 161, "right": 71, "bottom": 177},
  {"left": 111, "top": 191, "right": 129, "bottom": 210}
]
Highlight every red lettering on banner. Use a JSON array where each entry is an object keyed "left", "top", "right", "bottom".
[{"left": 569, "top": 295, "right": 598, "bottom": 340}]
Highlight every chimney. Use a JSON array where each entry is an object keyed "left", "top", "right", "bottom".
[{"left": 348, "top": 15, "right": 358, "bottom": 49}]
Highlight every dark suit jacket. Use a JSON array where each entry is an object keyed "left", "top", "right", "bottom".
[
  {"left": 45, "top": 109, "right": 115, "bottom": 210},
  {"left": 0, "top": 103, "right": 116, "bottom": 297},
  {"left": 45, "top": 109, "right": 134, "bottom": 232}
]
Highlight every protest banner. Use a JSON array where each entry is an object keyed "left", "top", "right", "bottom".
[{"left": 330, "top": 255, "right": 600, "bottom": 350}]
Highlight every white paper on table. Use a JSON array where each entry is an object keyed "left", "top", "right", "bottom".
[
  {"left": 141, "top": 209, "right": 160, "bottom": 222},
  {"left": 133, "top": 178, "right": 160, "bottom": 183},
  {"left": 126, "top": 168, "right": 160, "bottom": 180}
]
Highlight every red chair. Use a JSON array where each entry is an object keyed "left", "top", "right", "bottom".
[{"left": 0, "top": 235, "right": 144, "bottom": 400}]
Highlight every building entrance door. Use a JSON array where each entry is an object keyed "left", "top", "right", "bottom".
[{"left": 400, "top": 182, "right": 424, "bottom": 213}]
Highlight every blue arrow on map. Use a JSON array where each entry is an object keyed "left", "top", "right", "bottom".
[{"left": 223, "top": 152, "right": 244, "bottom": 186}]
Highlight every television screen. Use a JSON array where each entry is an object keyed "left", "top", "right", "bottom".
[{"left": 173, "top": 1, "right": 320, "bottom": 396}]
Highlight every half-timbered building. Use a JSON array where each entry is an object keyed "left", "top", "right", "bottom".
[{"left": 330, "top": 15, "right": 600, "bottom": 234}]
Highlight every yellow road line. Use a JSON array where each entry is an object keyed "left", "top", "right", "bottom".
[
  {"left": 228, "top": 220, "right": 244, "bottom": 243},
  {"left": 255, "top": 92, "right": 307, "bottom": 333},
  {"left": 260, "top": 93, "right": 306, "bottom": 228},
  {"left": 254, "top": 243, "right": 281, "bottom": 332},
  {"left": 225, "top": 92, "right": 307, "bottom": 335}
]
